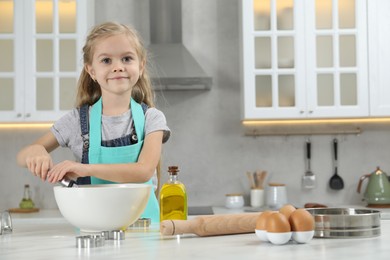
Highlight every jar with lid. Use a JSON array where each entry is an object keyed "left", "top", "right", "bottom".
[
  {"left": 266, "top": 183, "right": 287, "bottom": 210},
  {"left": 225, "top": 193, "right": 244, "bottom": 209}
]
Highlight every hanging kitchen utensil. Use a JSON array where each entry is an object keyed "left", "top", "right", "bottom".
[
  {"left": 302, "top": 139, "right": 315, "bottom": 189},
  {"left": 329, "top": 138, "right": 344, "bottom": 190}
]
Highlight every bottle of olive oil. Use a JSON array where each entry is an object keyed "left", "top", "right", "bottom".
[
  {"left": 160, "top": 166, "right": 187, "bottom": 221},
  {"left": 19, "top": 184, "right": 35, "bottom": 209}
]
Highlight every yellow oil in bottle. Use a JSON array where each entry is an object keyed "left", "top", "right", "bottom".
[
  {"left": 19, "top": 184, "right": 35, "bottom": 209},
  {"left": 160, "top": 166, "right": 187, "bottom": 221}
]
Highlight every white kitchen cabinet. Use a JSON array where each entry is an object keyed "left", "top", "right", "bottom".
[
  {"left": 0, "top": 0, "right": 89, "bottom": 122},
  {"left": 368, "top": 0, "right": 390, "bottom": 116},
  {"left": 241, "top": 0, "right": 369, "bottom": 120}
]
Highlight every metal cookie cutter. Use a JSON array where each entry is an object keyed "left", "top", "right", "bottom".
[
  {"left": 59, "top": 177, "right": 78, "bottom": 188},
  {"left": 76, "top": 235, "right": 105, "bottom": 248},
  {"left": 101, "top": 230, "right": 125, "bottom": 240},
  {"left": 129, "top": 218, "right": 151, "bottom": 228}
]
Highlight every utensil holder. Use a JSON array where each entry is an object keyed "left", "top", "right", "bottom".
[{"left": 250, "top": 189, "right": 264, "bottom": 208}]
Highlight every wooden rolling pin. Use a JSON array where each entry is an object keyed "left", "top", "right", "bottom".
[{"left": 160, "top": 213, "right": 260, "bottom": 237}]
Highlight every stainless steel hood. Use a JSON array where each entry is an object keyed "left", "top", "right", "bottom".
[{"left": 148, "top": 0, "right": 212, "bottom": 90}]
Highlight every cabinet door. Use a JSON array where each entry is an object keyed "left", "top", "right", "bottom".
[
  {"left": 0, "top": 0, "right": 87, "bottom": 123},
  {"left": 242, "top": 0, "right": 306, "bottom": 120},
  {"left": 368, "top": 0, "right": 390, "bottom": 116},
  {"left": 0, "top": 0, "right": 24, "bottom": 121},
  {"left": 24, "top": 0, "right": 87, "bottom": 122},
  {"left": 305, "top": 0, "right": 369, "bottom": 118},
  {"left": 241, "top": 0, "right": 369, "bottom": 120}
]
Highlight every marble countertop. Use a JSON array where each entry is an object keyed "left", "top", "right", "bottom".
[
  {"left": 2, "top": 208, "right": 390, "bottom": 259},
  {"left": 213, "top": 205, "right": 390, "bottom": 219}
]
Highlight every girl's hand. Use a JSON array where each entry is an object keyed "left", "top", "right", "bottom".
[
  {"left": 25, "top": 144, "right": 53, "bottom": 181},
  {"left": 46, "top": 160, "right": 88, "bottom": 183},
  {"left": 17, "top": 131, "right": 59, "bottom": 181}
]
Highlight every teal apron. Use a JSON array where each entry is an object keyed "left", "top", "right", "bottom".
[{"left": 88, "top": 97, "right": 159, "bottom": 224}]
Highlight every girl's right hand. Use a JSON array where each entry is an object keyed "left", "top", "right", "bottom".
[{"left": 25, "top": 144, "right": 54, "bottom": 181}]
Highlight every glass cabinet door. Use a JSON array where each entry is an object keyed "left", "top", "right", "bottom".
[
  {"left": 252, "top": 0, "right": 306, "bottom": 119},
  {"left": 24, "top": 0, "right": 85, "bottom": 121},
  {"left": 0, "top": 0, "right": 87, "bottom": 122},
  {"left": 0, "top": 0, "right": 24, "bottom": 121},
  {"left": 242, "top": 0, "right": 306, "bottom": 119},
  {"left": 241, "top": 0, "right": 368, "bottom": 120},
  {"left": 305, "top": 0, "right": 368, "bottom": 117}
]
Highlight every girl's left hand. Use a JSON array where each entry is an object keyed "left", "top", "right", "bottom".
[{"left": 46, "top": 160, "right": 88, "bottom": 183}]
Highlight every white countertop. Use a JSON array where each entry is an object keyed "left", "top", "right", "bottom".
[
  {"left": 2, "top": 208, "right": 390, "bottom": 259},
  {"left": 212, "top": 205, "right": 390, "bottom": 219}
]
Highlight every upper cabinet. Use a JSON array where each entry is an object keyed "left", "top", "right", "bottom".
[
  {"left": 241, "top": 0, "right": 369, "bottom": 120},
  {"left": 368, "top": 0, "right": 390, "bottom": 116},
  {"left": 0, "top": 0, "right": 90, "bottom": 122}
]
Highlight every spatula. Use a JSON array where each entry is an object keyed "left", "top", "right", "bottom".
[
  {"left": 302, "top": 139, "right": 315, "bottom": 189},
  {"left": 329, "top": 138, "right": 344, "bottom": 190}
]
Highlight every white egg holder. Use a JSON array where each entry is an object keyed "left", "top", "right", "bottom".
[{"left": 255, "top": 229, "right": 314, "bottom": 245}]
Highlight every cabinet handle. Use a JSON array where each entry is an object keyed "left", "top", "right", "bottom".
[
  {"left": 300, "top": 110, "right": 304, "bottom": 114},
  {"left": 308, "top": 110, "right": 313, "bottom": 114},
  {"left": 16, "top": 113, "right": 22, "bottom": 118},
  {"left": 25, "top": 113, "right": 31, "bottom": 118}
]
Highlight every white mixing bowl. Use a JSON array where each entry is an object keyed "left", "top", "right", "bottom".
[{"left": 54, "top": 183, "right": 151, "bottom": 232}]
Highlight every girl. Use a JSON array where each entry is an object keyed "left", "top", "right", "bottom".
[{"left": 17, "top": 22, "right": 170, "bottom": 224}]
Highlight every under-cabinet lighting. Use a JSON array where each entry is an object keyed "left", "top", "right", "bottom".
[
  {"left": 242, "top": 118, "right": 390, "bottom": 126},
  {"left": 0, "top": 123, "right": 53, "bottom": 129}
]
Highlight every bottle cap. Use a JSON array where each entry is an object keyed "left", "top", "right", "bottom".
[{"left": 168, "top": 166, "right": 179, "bottom": 175}]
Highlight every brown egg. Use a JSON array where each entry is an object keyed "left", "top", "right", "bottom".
[
  {"left": 255, "top": 210, "right": 274, "bottom": 230},
  {"left": 266, "top": 212, "right": 291, "bottom": 233},
  {"left": 279, "top": 204, "right": 296, "bottom": 219},
  {"left": 289, "top": 209, "right": 315, "bottom": 231}
]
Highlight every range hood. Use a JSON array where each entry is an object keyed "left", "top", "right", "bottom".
[{"left": 148, "top": 0, "right": 212, "bottom": 90}]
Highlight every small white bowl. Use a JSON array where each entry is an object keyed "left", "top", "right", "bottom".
[
  {"left": 267, "top": 232, "right": 292, "bottom": 245},
  {"left": 255, "top": 229, "right": 268, "bottom": 242},
  {"left": 54, "top": 183, "right": 151, "bottom": 232},
  {"left": 292, "top": 230, "right": 315, "bottom": 243},
  {"left": 225, "top": 194, "right": 244, "bottom": 209}
]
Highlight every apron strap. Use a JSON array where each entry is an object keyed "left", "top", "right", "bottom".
[
  {"left": 79, "top": 104, "right": 90, "bottom": 164},
  {"left": 89, "top": 97, "right": 103, "bottom": 151},
  {"left": 77, "top": 104, "right": 91, "bottom": 185},
  {"left": 131, "top": 98, "right": 145, "bottom": 142}
]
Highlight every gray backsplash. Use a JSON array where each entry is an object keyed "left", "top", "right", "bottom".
[{"left": 1, "top": 0, "right": 389, "bottom": 211}]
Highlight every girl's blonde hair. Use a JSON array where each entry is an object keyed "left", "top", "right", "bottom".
[{"left": 76, "top": 22, "right": 155, "bottom": 107}]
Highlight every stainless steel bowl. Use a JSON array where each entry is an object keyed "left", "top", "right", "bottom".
[{"left": 307, "top": 208, "right": 381, "bottom": 238}]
